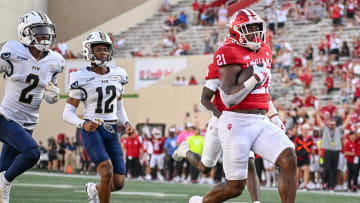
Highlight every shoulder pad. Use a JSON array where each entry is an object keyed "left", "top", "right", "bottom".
[
  {"left": 111, "top": 66, "right": 128, "bottom": 85},
  {"left": 205, "top": 63, "right": 219, "bottom": 80},
  {"left": 48, "top": 50, "right": 65, "bottom": 73},
  {"left": 214, "top": 44, "right": 243, "bottom": 67},
  {"left": 69, "top": 69, "right": 88, "bottom": 89},
  {"left": 0, "top": 41, "right": 26, "bottom": 61}
]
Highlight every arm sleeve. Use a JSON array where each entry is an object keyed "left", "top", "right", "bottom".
[
  {"left": 69, "top": 89, "right": 85, "bottom": 100},
  {"left": 63, "top": 103, "right": 85, "bottom": 128},
  {"left": 117, "top": 99, "right": 129, "bottom": 126},
  {"left": 204, "top": 79, "right": 219, "bottom": 92}
]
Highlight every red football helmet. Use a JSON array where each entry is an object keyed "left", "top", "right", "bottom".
[{"left": 227, "top": 9, "right": 266, "bottom": 51}]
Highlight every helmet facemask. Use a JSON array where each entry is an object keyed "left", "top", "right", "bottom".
[
  {"left": 84, "top": 42, "right": 113, "bottom": 67},
  {"left": 233, "top": 21, "right": 266, "bottom": 51},
  {"left": 22, "top": 24, "right": 56, "bottom": 52}
]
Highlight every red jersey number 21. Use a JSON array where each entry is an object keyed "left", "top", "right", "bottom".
[{"left": 216, "top": 54, "right": 227, "bottom": 66}]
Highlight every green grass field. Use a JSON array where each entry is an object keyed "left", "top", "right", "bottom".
[{"left": 10, "top": 172, "right": 360, "bottom": 203}]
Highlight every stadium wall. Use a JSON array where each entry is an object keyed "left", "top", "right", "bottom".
[{"left": 0, "top": 0, "right": 48, "bottom": 42}]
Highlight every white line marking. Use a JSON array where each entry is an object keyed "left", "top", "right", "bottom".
[
  {"left": 14, "top": 183, "right": 80, "bottom": 189},
  {"left": 24, "top": 171, "right": 100, "bottom": 179},
  {"left": 74, "top": 190, "right": 188, "bottom": 197}
]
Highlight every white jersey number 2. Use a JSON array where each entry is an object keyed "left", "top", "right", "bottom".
[{"left": 19, "top": 74, "right": 39, "bottom": 104}]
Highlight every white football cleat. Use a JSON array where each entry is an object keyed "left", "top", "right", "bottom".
[
  {"left": 0, "top": 171, "right": 12, "bottom": 203},
  {"left": 85, "top": 182, "right": 99, "bottom": 203},
  {"left": 172, "top": 141, "right": 189, "bottom": 161},
  {"left": 189, "top": 195, "right": 203, "bottom": 203}
]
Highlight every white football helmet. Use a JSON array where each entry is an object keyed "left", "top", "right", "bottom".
[
  {"left": 83, "top": 31, "right": 113, "bottom": 66},
  {"left": 18, "top": 11, "right": 56, "bottom": 52}
]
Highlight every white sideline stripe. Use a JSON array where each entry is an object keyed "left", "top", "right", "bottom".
[
  {"left": 296, "top": 190, "right": 360, "bottom": 197},
  {"left": 14, "top": 183, "right": 79, "bottom": 189},
  {"left": 75, "top": 190, "right": 188, "bottom": 197},
  {"left": 24, "top": 171, "right": 100, "bottom": 179},
  {"left": 260, "top": 186, "right": 360, "bottom": 197}
]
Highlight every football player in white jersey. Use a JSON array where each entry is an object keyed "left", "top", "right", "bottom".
[
  {"left": 63, "top": 31, "right": 133, "bottom": 203},
  {"left": 0, "top": 11, "right": 63, "bottom": 203}
]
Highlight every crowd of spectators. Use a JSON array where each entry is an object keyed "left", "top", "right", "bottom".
[
  {"left": 173, "top": 75, "right": 198, "bottom": 86},
  {"left": 51, "top": 40, "right": 77, "bottom": 59}
]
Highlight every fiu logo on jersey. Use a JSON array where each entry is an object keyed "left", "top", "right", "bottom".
[
  {"left": 101, "top": 80, "right": 108, "bottom": 84},
  {"left": 1, "top": 53, "right": 11, "bottom": 60},
  {"left": 70, "top": 81, "right": 79, "bottom": 89},
  {"left": 32, "top": 66, "right": 40, "bottom": 71}
]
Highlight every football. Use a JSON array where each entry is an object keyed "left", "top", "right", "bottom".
[
  {"left": 237, "top": 65, "right": 253, "bottom": 85},
  {"left": 237, "top": 65, "right": 261, "bottom": 90}
]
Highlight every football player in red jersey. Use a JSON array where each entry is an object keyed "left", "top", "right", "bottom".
[
  {"left": 189, "top": 9, "right": 297, "bottom": 203},
  {"left": 150, "top": 128, "right": 166, "bottom": 180},
  {"left": 173, "top": 62, "right": 260, "bottom": 202}
]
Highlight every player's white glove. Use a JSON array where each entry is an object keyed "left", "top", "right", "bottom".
[
  {"left": 44, "top": 82, "right": 60, "bottom": 104},
  {"left": 252, "top": 63, "right": 270, "bottom": 83},
  {"left": 270, "top": 114, "right": 286, "bottom": 132}
]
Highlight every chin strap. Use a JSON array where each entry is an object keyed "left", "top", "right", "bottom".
[{"left": 90, "top": 63, "right": 98, "bottom": 70}]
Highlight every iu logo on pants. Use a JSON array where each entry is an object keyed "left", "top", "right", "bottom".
[{"left": 227, "top": 123, "right": 232, "bottom": 131}]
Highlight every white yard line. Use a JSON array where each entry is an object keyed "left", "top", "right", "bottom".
[
  {"left": 21, "top": 172, "right": 360, "bottom": 198},
  {"left": 74, "top": 190, "right": 188, "bottom": 197},
  {"left": 14, "top": 183, "right": 80, "bottom": 189},
  {"left": 24, "top": 171, "right": 100, "bottom": 179},
  {"left": 296, "top": 189, "right": 360, "bottom": 197}
]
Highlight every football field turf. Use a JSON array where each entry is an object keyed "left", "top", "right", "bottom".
[{"left": 10, "top": 172, "right": 360, "bottom": 203}]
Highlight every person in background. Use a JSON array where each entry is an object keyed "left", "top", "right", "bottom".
[
  {"left": 164, "top": 128, "right": 178, "bottom": 181},
  {"left": 150, "top": 128, "right": 165, "bottom": 180},
  {"left": 57, "top": 134, "right": 66, "bottom": 171},
  {"left": 294, "top": 123, "right": 314, "bottom": 190},
  {"left": 124, "top": 131, "right": 143, "bottom": 179},
  {"left": 187, "top": 127, "right": 204, "bottom": 183},
  {"left": 48, "top": 136, "right": 58, "bottom": 172},
  {"left": 316, "top": 110, "right": 345, "bottom": 192},
  {"left": 188, "top": 76, "right": 198, "bottom": 85},
  {"left": 64, "top": 137, "right": 77, "bottom": 173},
  {"left": 192, "top": 0, "right": 200, "bottom": 25},
  {"left": 343, "top": 131, "right": 360, "bottom": 192}
]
